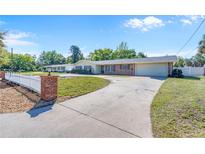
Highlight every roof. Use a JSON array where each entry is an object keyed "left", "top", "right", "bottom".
[
  {"left": 44, "top": 56, "right": 177, "bottom": 67},
  {"left": 83, "top": 55, "right": 177, "bottom": 65},
  {"left": 74, "top": 60, "right": 96, "bottom": 66},
  {"left": 44, "top": 64, "right": 74, "bottom": 67}
]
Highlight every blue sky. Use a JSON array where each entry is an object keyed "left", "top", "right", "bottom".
[{"left": 0, "top": 15, "right": 205, "bottom": 58}]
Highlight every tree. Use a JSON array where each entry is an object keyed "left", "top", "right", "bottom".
[
  {"left": 0, "top": 31, "right": 6, "bottom": 48},
  {"left": 69, "top": 45, "right": 84, "bottom": 63},
  {"left": 37, "top": 50, "right": 66, "bottom": 66},
  {"left": 113, "top": 42, "right": 137, "bottom": 59},
  {"left": 11, "top": 54, "right": 37, "bottom": 71},
  {"left": 0, "top": 31, "right": 9, "bottom": 70},
  {"left": 191, "top": 53, "right": 205, "bottom": 67},
  {"left": 116, "top": 41, "right": 129, "bottom": 51},
  {"left": 88, "top": 42, "right": 147, "bottom": 61},
  {"left": 89, "top": 48, "right": 113, "bottom": 61},
  {"left": 174, "top": 57, "right": 185, "bottom": 67},
  {"left": 0, "top": 49, "right": 10, "bottom": 70},
  {"left": 184, "top": 58, "right": 193, "bottom": 66},
  {"left": 198, "top": 34, "right": 205, "bottom": 54},
  {"left": 66, "top": 56, "right": 72, "bottom": 64},
  {"left": 136, "top": 52, "right": 147, "bottom": 58}
]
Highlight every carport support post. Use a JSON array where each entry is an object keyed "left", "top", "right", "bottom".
[
  {"left": 0, "top": 71, "right": 5, "bottom": 79},
  {"left": 40, "top": 76, "right": 58, "bottom": 101},
  {"left": 168, "top": 62, "right": 173, "bottom": 77}
]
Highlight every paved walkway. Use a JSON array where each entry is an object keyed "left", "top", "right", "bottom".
[{"left": 0, "top": 75, "right": 165, "bottom": 137}]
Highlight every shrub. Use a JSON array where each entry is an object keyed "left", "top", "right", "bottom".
[
  {"left": 172, "top": 68, "right": 184, "bottom": 78},
  {"left": 71, "top": 69, "right": 92, "bottom": 74}
]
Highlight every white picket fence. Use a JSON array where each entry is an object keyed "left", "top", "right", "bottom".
[
  {"left": 5, "top": 73, "right": 41, "bottom": 93},
  {"left": 174, "top": 67, "right": 205, "bottom": 77}
]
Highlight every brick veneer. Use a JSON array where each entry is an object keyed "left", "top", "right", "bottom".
[
  {"left": 0, "top": 71, "right": 5, "bottom": 79},
  {"left": 103, "top": 64, "right": 135, "bottom": 76},
  {"left": 40, "top": 76, "right": 58, "bottom": 101}
]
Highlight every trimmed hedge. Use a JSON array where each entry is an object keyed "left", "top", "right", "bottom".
[
  {"left": 172, "top": 68, "right": 184, "bottom": 78},
  {"left": 71, "top": 69, "right": 92, "bottom": 74}
]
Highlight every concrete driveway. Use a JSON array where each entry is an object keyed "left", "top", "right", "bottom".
[{"left": 0, "top": 75, "right": 165, "bottom": 138}]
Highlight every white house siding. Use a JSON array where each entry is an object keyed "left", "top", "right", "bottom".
[
  {"left": 74, "top": 60, "right": 98, "bottom": 74},
  {"left": 135, "top": 63, "right": 168, "bottom": 77},
  {"left": 44, "top": 64, "right": 74, "bottom": 72},
  {"left": 65, "top": 65, "right": 74, "bottom": 71},
  {"left": 93, "top": 65, "right": 101, "bottom": 74}
]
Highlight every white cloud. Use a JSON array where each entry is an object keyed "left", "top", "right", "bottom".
[
  {"left": 4, "top": 31, "right": 36, "bottom": 46},
  {"left": 180, "top": 19, "right": 192, "bottom": 25},
  {"left": 180, "top": 15, "right": 205, "bottom": 25},
  {"left": 124, "top": 16, "right": 165, "bottom": 32}
]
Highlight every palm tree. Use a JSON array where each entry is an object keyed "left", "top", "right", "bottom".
[{"left": 198, "top": 34, "right": 205, "bottom": 54}]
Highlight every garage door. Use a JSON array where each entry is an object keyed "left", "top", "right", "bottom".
[{"left": 135, "top": 63, "right": 168, "bottom": 77}]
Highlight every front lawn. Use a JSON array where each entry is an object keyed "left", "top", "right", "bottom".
[
  {"left": 58, "top": 76, "right": 110, "bottom": 98},
  {"left": 151, "top": 76, "right": 205, "bottom": 137}
]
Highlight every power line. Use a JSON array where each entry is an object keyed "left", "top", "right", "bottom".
[
  {"left": 184, "top": 46, "right": 198, "bottom": 57},
  {"left": 176, "top": 18, "right": 205, "bottom": 55}
]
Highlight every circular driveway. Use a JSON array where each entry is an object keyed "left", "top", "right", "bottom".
[{"left": 0, "top": 75, "right": 165, "bottom": 137}]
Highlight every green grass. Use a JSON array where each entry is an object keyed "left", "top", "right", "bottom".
[
  {"left": 58, "top": 76, "right": 110, "bottom": 97},
  {"left": 19, "top": 71, "right": 65, "bottom": 76},
  {"left": 19, "top": 72, "right": 110, "bottom": 101},
  {"left": 151, "top": 76, "right": 205, "bottom": 137}
]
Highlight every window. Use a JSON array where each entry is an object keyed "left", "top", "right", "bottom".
[
  {"left": 61, "top": 67, "right": 65, "bottom": 71},
  {"left": 111, "top": 65, "right": 115, "bottom": 72},
  {"left": 84, "top": 65, "right": 92, "bottom": 71},
  {"left": 120, "top": 64, "right": 130, "bottom": 70},
  {"left": 76, "top": 66, "right": 82, "bottom": 70},
  {"left": 105, "top": 65, "right": 111, "bottom": 72}
]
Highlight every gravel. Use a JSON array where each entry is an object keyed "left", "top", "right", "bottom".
[{"left": 0, "top": 80, "right": 40, "bottom": 113}]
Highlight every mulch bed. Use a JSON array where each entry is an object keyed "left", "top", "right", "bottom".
[{"left": 0, "top": 79, "right": 40, "bottom": 113}]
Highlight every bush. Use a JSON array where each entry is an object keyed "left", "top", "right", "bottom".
[
  {"left": 66, "top": 70, "right": 71, "bottom": 73},
  {"left": 71, "top": 69, "right": 92, "bottom": 74},
  {"left": 172, "top": 68, "right": 184, "bottom": 78}
]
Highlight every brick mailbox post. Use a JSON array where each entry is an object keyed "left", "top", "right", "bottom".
[
  {"left": 0, "top": 71, "right": 5, "bottom": 79},
  {"left": 40, "top": 76, "right": 58, "bottom": 101}
]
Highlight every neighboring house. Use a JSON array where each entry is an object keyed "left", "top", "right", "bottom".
[
  {"left": 44, "top": 64, "right": 74, "bottom": 72},
  {"left": 44, "top": 55, "right": 177, "bottom": 77}
]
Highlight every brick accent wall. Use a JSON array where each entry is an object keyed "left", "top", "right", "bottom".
[
  {"left": 0, "top": 72, "right": 5, "bottom": 79},
  {"left": 103, "top": 64, "right": 135, "bottom": 76},
  {"left": 40, "top": 76, "right": 58, "bottom": 101}
]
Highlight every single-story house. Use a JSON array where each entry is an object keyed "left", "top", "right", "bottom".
[
  {"left": 44, "top": 55, "right": 177, "bottom": 77},
  {"left": 74, "top": 55, "right": 177, "bottom": 77},
  {"left": 44, "top": 64, "right": 74, "bottom": 72}
]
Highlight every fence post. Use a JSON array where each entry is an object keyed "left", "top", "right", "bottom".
[
  {"left": 0, "top": 71, "right": 5, "bottom": 79},
  {"left": 40, "top": 76, "right": 58, "bottom": 101}
]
